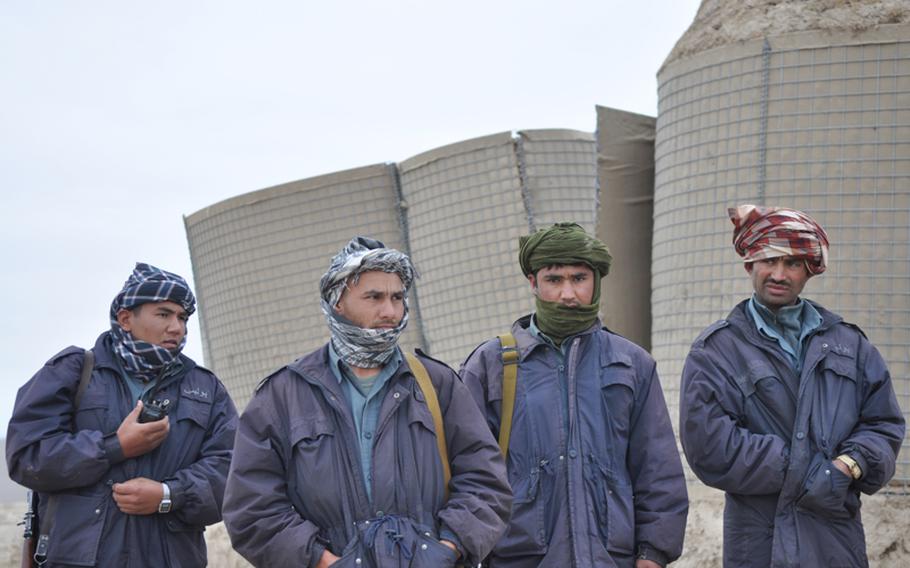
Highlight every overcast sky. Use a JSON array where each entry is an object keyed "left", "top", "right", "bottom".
[{"left": 1, "top": 0, "right": 701, "bottom": 430}]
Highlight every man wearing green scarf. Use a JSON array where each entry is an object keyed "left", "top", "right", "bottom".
[{"left": 461, "top": 222, "right": 688, "bottom": 568}]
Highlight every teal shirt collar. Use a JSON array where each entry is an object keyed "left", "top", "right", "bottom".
[{"left": 747, "top": 294, "right": 822, "bottom": 369}]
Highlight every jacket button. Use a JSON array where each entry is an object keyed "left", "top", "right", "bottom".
[
  {"left": 796, "top": 431, "right": 805, "bottom": 440},
  {"left": 421, "top": 544, "right": 428, "bottom": 550},
  {"left": 393, "top": 392, "right": 400, "bottom": 399},
  {"left": 355, "top": 558, "right": 362, "bottom": 565},
  {"left": 365, "top": 432, "right": 372, "bottom": 439},
  {"left": 569, "top": 449, "right": 577, "bottom": 458},
  {"left": 825, "top": 469, "right": 831, "bottom": 476},
  {"left": 822, "top": 343, "right": 829, "bottom": 349},
  {"left": 376, "top": 510, "right": 384, "bottom": 516},
  {"left": 94, "top": 509, "right": 101, "bottom": 515}
]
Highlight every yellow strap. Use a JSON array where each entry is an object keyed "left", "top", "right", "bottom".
[
  {"left": 405, "top": 353, "right": 451, "bottom": 499},
  {"left": 497, "top": 333, "right": 519, "bottom": 459}
]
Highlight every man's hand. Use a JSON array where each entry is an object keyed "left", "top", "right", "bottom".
[
  {"left": 117, "top": 401, "right": 169, "bottom": 458},
  {"left": 635, "top": 560, "right": 662, "bottom": 568},
  {"left": 112, "top": 477, "right": 164, "bottom": 515},
  {"left": 831, "top": 458, "right": 851, "bottom": 477},
  {"left": 315, "top": 549, "right": 340, "bottom": 568},
  {"left": 440, "top": 540, "right": 460, "bottom": 557}
]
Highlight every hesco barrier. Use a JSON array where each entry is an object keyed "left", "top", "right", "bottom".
[
  {"left": 654, "top": 24, "right": 910, "bottom": 485},
  {"left": 185, "top": 129, "right": 605, "bottom": 412},
  {"left": 184, "top": 164, "right": 424, "bottom": 412}
]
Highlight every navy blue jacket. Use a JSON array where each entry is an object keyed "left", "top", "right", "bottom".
[
  {"left": 222, "top": 346, "right": 511, "bottom": 568},
  {"left": 460, "top": 317, "right": 688, "bottom": 568},
  {"left": 680, "top": 300, "right": 905, "bottom": 567},
  {"left": 6, "top": 332, "right": 238, "bottom": 567}
]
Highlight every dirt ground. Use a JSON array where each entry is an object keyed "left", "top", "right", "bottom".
[
  {"left": 664, "top": 0, "right": 910, "bottom": 67},
  {"left": 676, "top": 485, "right": 910, "bottom": 567},
  {"left": 0, "top": 489, "right": 907, "bottom": 567}
]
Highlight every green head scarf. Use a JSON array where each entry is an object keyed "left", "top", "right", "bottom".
[{"left": 519, "top": 222, "right": 613, "bottom": 344}]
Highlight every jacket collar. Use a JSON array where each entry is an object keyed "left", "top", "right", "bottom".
[
  {"left": 289, "top": 343, "right": 411, "bottom": 399},
  {"left": 727, "top": 298, "right": 842, "bottom": 342},
  {"left": 511, "top": 314, "right": 605, "bottom": 362}
]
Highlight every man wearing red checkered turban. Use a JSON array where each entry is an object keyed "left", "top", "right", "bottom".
[{"left": 679, "top": 205, "right": 904, "bottom": 568}]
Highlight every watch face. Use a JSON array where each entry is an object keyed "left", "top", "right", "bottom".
[{"left": 159, "top": 500, "right": 172, "bottom": 514}]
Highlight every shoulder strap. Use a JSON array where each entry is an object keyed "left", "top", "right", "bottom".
[
  {"left": 35, "top": 348, "right": 96, "bottom": 563},
  {"left": 404, "top": 353, "right": 451, "bottom": 500},
  {"left": 74, "top": 349, "right": 94, "bottom": 409},
  {"left": 497, "top": 333, "right": 519, "bottom": 460}
]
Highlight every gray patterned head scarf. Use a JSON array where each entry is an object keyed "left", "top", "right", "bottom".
[{"left": 320, "top": 237, "right": 417, "bottom": 368}]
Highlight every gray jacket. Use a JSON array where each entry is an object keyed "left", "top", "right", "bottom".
[
  {"left": 460, "top": 317, "right": 688, "bottom": 568},
  {"left": 222, "top": 345, "right": 511, "bottom": 568},
  {"left": 680, "top": 300, "right": 905, "bottom": 567}
]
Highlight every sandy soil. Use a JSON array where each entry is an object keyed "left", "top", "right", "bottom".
[
  {"left": 675, "top": 485, "right": 910, "bottom": 567},
  {"left": 664, "top": 0, "right": 910, "bottom": 67},
  {"left": 0, "top": 489, "right": 905, "bottom": 567}
]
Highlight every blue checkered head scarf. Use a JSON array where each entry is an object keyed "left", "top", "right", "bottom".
[
  {"left": 319, "top": 237, "right": 416, "bottom": 368},
  {"left": 109, "top": 263, "right": 196, "bottom": 381}
]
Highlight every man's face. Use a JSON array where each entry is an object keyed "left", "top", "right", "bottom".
[
  {"left": 336, "top": 270, "right": 405, "bottom": 329},
  {"left": 117, "top": 300, "right": 188, "bottom": 351},
  {"left": 745, "top": 255, "right": 811, "bottom": 311},
  {"left": 529, "top": 264, "right": 596, "bottom": 307}
]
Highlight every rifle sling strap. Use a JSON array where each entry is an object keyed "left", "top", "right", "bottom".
[
  {"left": 35, "top": 349, "right": 94, "bottom": 564},
  {"left": 404, "top": 353, "right": 451, "bottom": 501},
  {"left": 497, "top": 333, "right": 519, "bottom": 460}
]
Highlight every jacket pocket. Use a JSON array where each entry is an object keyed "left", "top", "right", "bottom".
[
  {"left": 45, "top": 493, "right": 108, "bottom": 566},
  {"left": 494, "top": 463, "right": 546, "bottom": 557},
  {"left": 164, "top": 517, "right": 206, "bottom": 568},
  {"left": 290, "top": 417, "right": 340, "bottom": 516},
  {"left": 174, "top": 393, "right": 212, "bottom": 429},
  {"left": 797, "top": 452, "right": 854, "bottom": 519},
  {"left": 410, "top": 531, "right": 458, "bottom": 568},
  {"left": 591, "top": 463, "right": 635, "bottom": 555}
]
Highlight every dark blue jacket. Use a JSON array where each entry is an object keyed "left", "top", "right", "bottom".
[
  {"left": 680, "top": 300, "right": 905, "bottom": 567},
  {"left": 222, "top": 346, "right": 512, "bottom": 568},
  {"left": 6, "top": 332, "right": 238, "bottom": 567},
  {"left": 460, "top": 317, "right": 688, "bottom": 568}
]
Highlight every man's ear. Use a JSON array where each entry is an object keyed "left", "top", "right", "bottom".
[
  {"left": 116, "top": 308, "right": 133, "bottom": 332},
  {"left": 527, "top": 274, "right": 537, "bottom": 293},
  {"left": 744, "top": 262, "right": 753, "bottom": 275}
]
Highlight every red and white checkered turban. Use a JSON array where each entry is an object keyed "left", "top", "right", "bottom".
[{"left": 728, "top": 204, "right": 829, "bottom": 275}]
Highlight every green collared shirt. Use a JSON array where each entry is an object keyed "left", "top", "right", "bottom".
[{"left": 328, "top": 343, "right": 402, "bottom": 502}]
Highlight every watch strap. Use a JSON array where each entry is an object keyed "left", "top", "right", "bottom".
[{"left": 836, "top": 454, "right": 862, "bottom": 479}]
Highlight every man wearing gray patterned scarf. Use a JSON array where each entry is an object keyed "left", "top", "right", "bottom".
[
  {"left": 6, "top": 263, "right": 238, "bottom": 567},
  {"left": 224, "top": 237, "right": 511, "bottom": 568}
]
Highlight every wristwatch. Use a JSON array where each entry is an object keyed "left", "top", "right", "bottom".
[
  {"left": 158, "top": 482, "right": 172, "bottom": 514},
  {"left": 835, "top": 454, "right": 863, "bottom": 480}
]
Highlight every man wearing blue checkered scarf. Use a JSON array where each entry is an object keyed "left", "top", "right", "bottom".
[
  {"left": 110, "top": 262, "right": 197, "bottom": 382},
  {"left": 6, "top": 262, "right": 238, "bottom": 568}
]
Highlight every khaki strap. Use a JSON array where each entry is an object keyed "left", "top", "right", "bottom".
[
  {"left": 497, "top": 333, "right": 519, "bottom": 459},
  {"left": 405, "top": 353, "right": 450, "bottom": 500}
]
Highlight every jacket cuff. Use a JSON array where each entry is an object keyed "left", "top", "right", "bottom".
[
  {"left": 439, "top": 526, "right": 466, "bottom": 560},
  {"left": 309, "top": 540, "right": 327, "bottom": 568},
  {"left": 102, "top": 432, "right": 125, "bottom": 464},
  {"left": 637, "top": 544, "right": 669, "bottom": 567},
  {"left": 163, "top": 478, "right": 186, "bottom": 511},
  {"left": 847, "top": 450, "right": 868, "bottom": 480}
]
